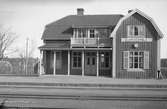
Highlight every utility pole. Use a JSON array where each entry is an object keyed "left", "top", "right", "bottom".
[{"left": 25, "top": 37, "right": 29, "bottom": 75}]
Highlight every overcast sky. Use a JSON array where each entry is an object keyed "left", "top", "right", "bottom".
[{"left": 0, "top": 0, "right": 167, "bottom": 58}]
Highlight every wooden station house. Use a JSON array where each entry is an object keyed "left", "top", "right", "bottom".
[{"left": 39, "top": 9, "right": 163, "bottom": 79}]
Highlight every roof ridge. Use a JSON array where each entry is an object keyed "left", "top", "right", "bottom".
[{"left": 69, "top": 14, "right": 124, "bottom": 16}]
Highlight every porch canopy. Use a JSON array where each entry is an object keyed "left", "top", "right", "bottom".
[
  {"left": 39, "top": 43, "right": 112, "bottom": 50},
  {"left": 39, "top": 43, "right": 70, "bottom": 50}
]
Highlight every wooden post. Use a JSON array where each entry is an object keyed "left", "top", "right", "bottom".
[
  {"left": 39, "top": 50, "right": 43, "bottom": 75},
  {"left": 97, "top": 51, "right": 99, "bottom": 77},
  {"left": 53, "top": 51, "right": 56, "bottom": 75},
  {"left": 82, "top": 51, "right": 84, "bottom": 76},
  {"left": 68, "top": 50, "right": 70, "bottom": 76},
  {"left": 112, "top": 36, "right": 116, "bottom": 78}
]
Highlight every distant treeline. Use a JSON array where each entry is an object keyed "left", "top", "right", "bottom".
[{"left": 0, "top": 58, "right": 39, "bottom": 76}]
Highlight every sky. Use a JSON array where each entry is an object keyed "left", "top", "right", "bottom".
[{"left": 0, "top": 0, "right": 167, "bottom": 58}]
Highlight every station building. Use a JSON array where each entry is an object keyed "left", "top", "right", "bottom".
[{"left": 39, "top": 9, "right": 163, "bottom": 79}]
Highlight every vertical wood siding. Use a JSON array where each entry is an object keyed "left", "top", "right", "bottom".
[{"left": 116, "top": 13, "right": 158, "bottom": 79}]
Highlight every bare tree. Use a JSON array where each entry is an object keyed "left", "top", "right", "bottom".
[{"left": 0, "top": 25, "right": 17, "bottom": 59}]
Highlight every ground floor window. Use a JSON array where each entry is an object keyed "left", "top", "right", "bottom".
[
  {"left": 99, "top": 52, "right": 110, "bottom": 68},
  {"left": 56, "top": 52, "right": 62, "bottom": 69},
  {"left": 123, "top": 51, "right": 149, "bottom": 70},
  {"left": 129, "top": 51, "right": 144, "bottom": 69},
  {"left": 72, "top": 52, "right": 82, "bottom": 68}
]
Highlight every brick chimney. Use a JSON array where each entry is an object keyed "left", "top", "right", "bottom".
[{"left": 77, "top": 8, "right": 84, "bottom": 16}]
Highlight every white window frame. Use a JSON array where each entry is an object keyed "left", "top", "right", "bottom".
[
  {"left": 72, "top": 51, "right": 82, "bottom": 69},
  {"left": 127, "top": 25, "right": 145, "bottom": 38},
  {"left": 89, "top": 29, "right": 95, "bottom": 38},
  {"left": 123, "top": 51, "right": 149, "bottom": 72},
  {"left": 128, "top": 51, "right": 144, "bottom": 70}
]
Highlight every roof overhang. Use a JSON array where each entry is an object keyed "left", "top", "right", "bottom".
[
  {"left": 39, "top": 44, "right": 112, "bottom": 51},
  {"left": 110, "top": 9, "right": 163, "bottom": 38},
  {"left": 39, "top": 43, "right": 70, "bottom": 50}
]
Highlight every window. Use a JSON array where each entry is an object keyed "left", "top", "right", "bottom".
[
  {"left": 123, "top": 51, "right": 149, "bottom": 70},
  {"left": 86, "top": 52, "right": 96, "bottom": 66},
  {"left": 129, "top": 51, "right": 144, "bottom": 69},
  {"left": 72, "top": 52, "right": 82, "bottom": 68},
  {"left": 100, "top": 52, "right": 110, "bottom": 68},
  {"left": 77, "top": 28, "right": 86, "bottom": 38},
  {"left": 56, "top": 52, "right": 62, "bottom": 69},
  {"left": 127, "top": 25, "right": 145, "bottom": 37},
  {"left": 90, "top": 29, "right": 95, "bottom": 38}
]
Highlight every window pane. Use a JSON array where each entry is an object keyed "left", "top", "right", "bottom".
[
  {"left": 139, "top": 26, "right": 145, "bottom": 36},
  {"left": 92, "top": 57, "right": 95, "bottom": 65},
  {"left": 87, "top": 57, "right": 90, "bottom": 65},
  {"left": 134, "top": 52, "right": 138, "bottom": 56},
  {"left": 73, "top": 61, "right": 77, "bottom": 67},
  {"left": 134, "top": 26, "right": 138, "bottom": 35},
  {"left": 128, "top": 25, "right": 133, "bottom": 36},
  {"left": 134, "top": 57, "right": 138, "bottom": 62},
  {"left": 105, "top": 52, "right": 109, "bottom": 56},
  {"left": 86, "top": 52, "right": 90, "bottom": 56},
  {"left": 105, "top": 57, "right": 109, "bottom": 67},
  {"left": 78, "top": 61, "right": 81, "bottom": 67},
  {"left": 139, "top": 52, "right": 144, "bottom": 56},
  {"left": 90, "top": 29, "right": 95, "bottom": 38},
  {"left": 73, "top": 57, "right": 77, "bottom": 62},
  {"left": 82, "top": 29, "right": 86, "bottom": 38},
  {"left": 73, "top": 52, "right": 81, "bottom": 68},
  {"left": 92, "top": 52, "right": 96, "bottom": 56},
  {"left": 129, "top": 63, "right": 133, "bottom": 68},
  {"left": 130, "top": 52, "right": 133, "bottom": 57},
  {"left": 78, "top": 52, "right": 81, "bottom": 56},
  {"left": 139, "top": 57, "right": 143, "bottom": 63},
  {"left": 139, "top": 63, "right": 143, "bottom": 68},
  {"left": 129, "top": 57, "right": 133, "bottom": 63},
  {"left": 134, "top": 63, "right": 138, "bottom": 68},
  {"left": 73, "top": 52, "right": 77, "bottom": 56}
]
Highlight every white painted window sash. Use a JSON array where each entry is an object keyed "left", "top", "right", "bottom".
[{"left": 127, "top": 25, "right": 145, "bottom": 37}]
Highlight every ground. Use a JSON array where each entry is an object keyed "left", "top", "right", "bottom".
[{"left": 0, "top": 75, "right": 167, "bottom": 109}]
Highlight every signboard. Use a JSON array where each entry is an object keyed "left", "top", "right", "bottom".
[{"left": 121, "top": 38, "right": 152, "bottom": 42}]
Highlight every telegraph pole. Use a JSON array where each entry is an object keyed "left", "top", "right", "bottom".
[{"left": 25, "top": 37, "right": 29, "bottom": 75}]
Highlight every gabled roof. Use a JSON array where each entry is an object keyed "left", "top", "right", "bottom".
[
  {"left": 111, "top": 9, "right": 163, "bottom": 38},
  {"left": 42, "top": 15, "right": 123, "bottom": 40}
]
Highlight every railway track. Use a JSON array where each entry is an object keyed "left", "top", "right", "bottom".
[{"left": 0, "top": 83, "right": 167, "bottom": 108}]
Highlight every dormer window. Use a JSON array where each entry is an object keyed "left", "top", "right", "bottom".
[{"left": 127, "top": 25, "right": 145, "bottom": 37}]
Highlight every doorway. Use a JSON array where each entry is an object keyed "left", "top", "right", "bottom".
[{"left": 85, "top": 52, "right": 97, "bottom": 76}]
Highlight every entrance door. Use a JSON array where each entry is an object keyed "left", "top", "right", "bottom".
[{"left": 85, "top": 52, "right": 97, "bottom": 76}]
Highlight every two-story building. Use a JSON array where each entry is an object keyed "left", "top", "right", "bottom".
[{"left": 39, "top": 8, "right": 163, "bottom": 79}]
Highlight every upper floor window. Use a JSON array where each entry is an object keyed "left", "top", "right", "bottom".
[
  {"left": 78, "top": 28, "right": 86, "bottom": 38},
  {"left": 127, "top": 25, "right": 145, "bottom": 37},
  {"left": 90, "top": 29, "right": 95, "bottom": 38},
  {"left": 73, "top": 28, "right": 98, "bottom": 38}
]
